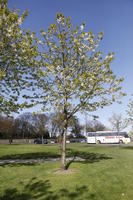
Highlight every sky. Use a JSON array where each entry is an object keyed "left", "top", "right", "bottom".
[{"left": 8, "top": 0, "right": 133, "bottom": 130}]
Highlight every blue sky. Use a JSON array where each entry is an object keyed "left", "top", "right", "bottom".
[{"left": 8, "top": 0, "right": 133, "bottom": 130}]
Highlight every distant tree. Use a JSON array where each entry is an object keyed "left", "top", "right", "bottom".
[
  {"left": 49, "top": 112, "right": 64, "bottom": 138},
  {"left": 128, "top": 130, "right": 133, "bottom": 138},
  {"left": 0, "top": 0, "right": 39, "bottom": 115},
  {"left": 14, "top": 113, "right": 36, "bottom": 139},
  {"left": 86, "top": 120, "right": 106, "bottom": 132},
  {"left": 70, "top": 116, "right": 82, "bottom": 137},
  {"left": 27, "top": 13, "right": 124, "bottom": 170},
  {"left": 109, "top": 113, "right": 128, "bottom": 133},
  {"left": 93, "top": 120, "right": 106, "bottom": 132},
  {"left": 34, "top": 113, "right": 48, "bottom": 143},
  {"left": 14, "top": 112, "right": 48, "bottom": 140},
  {"left": 0, "top": 115, "right": 14, "bottom": 143}
]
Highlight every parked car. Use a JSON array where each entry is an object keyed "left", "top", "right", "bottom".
[
  {"left": 66, "top": 140, "right": 70, "bottom": 144},
  {"left": 50, "top": 140, "right": 55, "bottom": 144},
  {"left": 80, "top": 139, "right": 86, "bottom": 143},
  {"left": 34, "top": 138, "right": 48, "bottom": 144}
]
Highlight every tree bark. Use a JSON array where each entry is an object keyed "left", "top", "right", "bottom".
[
  {"left": 41, "top": 134, "right": 43, "bottom": 144},
  {"left": 61, "top": 118, "right": 67, "bottom": 170}
]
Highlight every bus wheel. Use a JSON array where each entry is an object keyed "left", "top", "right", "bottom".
[
  {"left": 96, "top": 140, "right": 101, "bottom": 144},
  {"left": 119, "top": 140, "right": 123, "bottom": 144}
]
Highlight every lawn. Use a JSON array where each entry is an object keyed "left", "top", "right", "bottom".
[{"left": 0, "top": 143, "right": 133, "bottom": 200}]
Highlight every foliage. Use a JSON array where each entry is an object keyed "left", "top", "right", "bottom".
[
  {"left": 29, "top": 13, "right": 124, "bottom": 169},
  {"left": 127, "top": 100, "right": 133, "bottom": 123},
  {"left": 30, "top": 13, "right": 125, "bottom": 115},
  {"left": 0, "top": 0, "right": 39, "bottom": 115}
]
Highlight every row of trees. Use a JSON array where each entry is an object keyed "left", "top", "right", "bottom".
[
  {"left": 1, "top": 111, "right": 131, "bottom": 141},
  {"left": 1, "top": 0, "right": 133, "bottom": 169},
  {"left": 0, "top": 112, "right": 104, "bottom": 140}
]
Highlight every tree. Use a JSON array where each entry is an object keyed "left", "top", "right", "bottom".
[
  {"left": 34, "top": 113, "right": 48, "bottom": 143},
  {"left": 14, "top": 113, "right": 35, "bottom": 140},
  {"left": 86, "top": 120, "right": 106, "bottom": 132},
  {"left": 0, "top": 115, "right": 14, "bottom": 142},
  {"left": 109, "top": 113, "right": 128, "bottom": 133},
  {"left": 14, "top": 112, "right": 48, "bottom": 140},
  {"left": 70, "top": 116, "right": 82, "bottom": 137},
  {"left": 28, "top": 13, "right": 124, "bottom": 170},
  {"left": 0, "top": 0, "right": 39, "bottom": 115},
  {"left": 49, "top": 112, "right": 64, "bottom": 138},
  {"left": 49, "top": 112, "right": 81, "bottom": 139}
]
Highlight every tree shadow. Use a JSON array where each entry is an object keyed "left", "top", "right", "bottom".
[
  {"left": 0, "top": 151, "right": 60, "bottom": 167},
  {"left": 0, "top": 151, "right": 60, "bottom": 160},
  {"left": 66, "top": 148, "right": 112, "bottom": 169},
  {"left": 120, "top": 146, "right": 133, "bottom": 150},
  {"left": 0, "top": 177, "right": 96, "bottom": 200},
  {"left": 0, "top": 148, "right": 112, "bottom": 169},
  {"left": 0, "top": 162, "right": 39, "bottom": 167}
]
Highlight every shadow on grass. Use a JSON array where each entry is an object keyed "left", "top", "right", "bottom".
[
  {"left": 66, "top": 149, "right": 112, "bottom": 169},
  {"left": 0, "top": 148, "right": 112, "bottom": 168},
  {"left": 0, "top": 177, "right": 96, "bottom": 200},
  {"left": 0, "top": 151, "right": 60, "bottom": 167},
  {"left": 0, "top": 151, "right": 60, "bottom": 160},
  {"left": 0, "top": 162, "right": 40, "bottom": 167},
  {"left": 120, "top": 146, "right": 133, "bottom": 150}
]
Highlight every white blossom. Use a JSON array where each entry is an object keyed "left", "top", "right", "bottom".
[
  {"left": 41, "top": 31, "right": 46, "bottom": 36},
  {"left": 57, "top": 17, "right": 62, "bottom": 23},
  {"left": 80, "top": 25, "right": 84, "bottom": 31},
  {"left": 38, "top": 40, "right": 43, "bottom": 45},
  {"left": 105, "top": 54, "right": 114, "bottom": 60},
  {"left": 18, "top": 18, "right": 22, "bottom": 25},
  {"left": 84, "top": 37, "right": 88, "bottom": 41},
  {"left": 8, "top": 28, "right": 12, "bottom": 33}
]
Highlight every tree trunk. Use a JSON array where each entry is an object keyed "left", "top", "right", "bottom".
[
  {"left": 61, "top": 116, "right": 67, "bottom": 170},
  {"left": 41, "top": 134, "right": 43, "bottom": 144}
]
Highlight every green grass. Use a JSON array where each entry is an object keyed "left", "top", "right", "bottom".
[{"left": 0, "top": 143, "right": 133, "bottom": 200}]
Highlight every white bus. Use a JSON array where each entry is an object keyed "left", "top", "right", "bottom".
[{"left": 87, "top": 131, "right": 131, "bottom": 144}]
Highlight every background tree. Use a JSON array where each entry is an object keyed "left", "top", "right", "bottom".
[
  {"left": 34, "top": 113, "right": 48, "bottom": 143},
  {"left": 109, "top": 113, "right": 128, "bottom": 133},
  {"left": 49, "top": 112, "right": 82, "bottom": 139},
  {"left": 86, "top": 120, "right": 106, "bottom": 132},
  {"left": 28, "top": 13, "right": 124, "bottom": 170},
  {"left": 49, "top": 112, "right": 64, "bottom": 138},
  {"left": 0, "top": 115, "right": 14, "bottom": 143},
  {"left": 0, "top": 0, "right": 39, "bottom": 115},
  {"left": 14, "top": 112, "right": 49, "bottom": 140},
  {"left": 69, "top": 116, "right": 82, "bottom": 138},
  {"left": 14, "top": 113, "right": 36, "bottom": 140}
]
